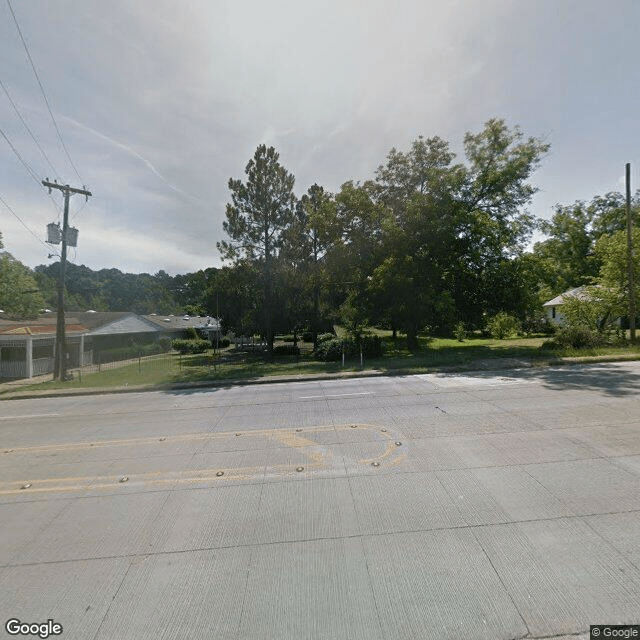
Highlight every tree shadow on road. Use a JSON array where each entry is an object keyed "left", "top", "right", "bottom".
[{"left": 430, "top": 361, "right": 640, "bottom": 397}]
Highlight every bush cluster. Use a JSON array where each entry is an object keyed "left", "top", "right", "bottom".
[
  {"left": 314, "top": 338, "right": 345, "bottom": 361},
  {"left": 317, "top": 332, "right": 335, "bottom": 344},
  {"left": 545, "top": 326, "right": 608, "bottom": 349},
  {"left": 97, "top": 340, "right": 171, "bottom": 364},
  {"left": 273, "top": 344, "right": 300, "bottom": 356},
  {"left": 314, "top": 335, "right": 383, "bottom": 361},
  {"left": 486, "top": 312, "right": 520, "bottom": 339},
  {"left": 171, "top": 338, "right": 210, "bottom": 354},
  {"left": 454, "top": 321, "right": 466, "bottom": 342}
]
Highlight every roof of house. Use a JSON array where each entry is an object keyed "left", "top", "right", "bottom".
[
  {"left": 142, "top": 315, "right": 220, "bottom": 331},
  {"left": 543, "top": 286, "right": 599, "bottom": 307},
  {"left": 0, "top": 312, "right": 158, "bottom": 338},
  {"left": 83, "top": 313, "right": 160, "bottom": 336},
  {"left": 0, "top": 312, "right": 221, "bottom": 339}
]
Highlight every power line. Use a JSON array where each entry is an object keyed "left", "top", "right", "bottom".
[
  {"left": 0, "top": 124, "right": 62, "bottom": 213},
  {"left": 0, "top": 75, "right": 60, "bottom": 180},
  {"left": 6, "top": 0, "right": 83, "bottom": 183},
  {"left": 0, "top": 191, "right": 59, "bottom": 257},
  {"left": 0, "top": 124, "right": 40, "bottom": 183},
  {"left": 70, "top": 196, "right": 88, "bottom": 222}
]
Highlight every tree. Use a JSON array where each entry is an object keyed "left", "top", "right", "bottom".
[
  {"left": 217, "top": 145, "right": 296, "bottom": 355},
  {"left": 282, "top": 184, "right": 339, "bottom": 348},
  {"left": 530, "top": 191, "right": 639, "bottom": 302},
  {"left": 533, "top": 201, "right": 597, "bottom": 295},
  {"left": 362, "top": 120, "right": 548, "bottom": 347},
  {"left": 594, "top": 228, "right": 640, "bottom": 317},
  {"left": 0, "top": 251, "right": 44, "bottom": 318}
]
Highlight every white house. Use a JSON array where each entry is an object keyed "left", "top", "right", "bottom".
[
  {"left": 543, "top": 287, "right": 594, "bottom": 326},
  {"left": 543, "top": 286, "right": 621, "bottom": 327}
]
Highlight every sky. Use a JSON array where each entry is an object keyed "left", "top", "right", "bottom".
[{"left": 1, "top": 0, "right": 639, "bottom": 276}]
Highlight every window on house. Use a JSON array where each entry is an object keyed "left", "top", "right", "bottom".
[{"left": 552, "top": 307, "right": 556, "bottom": 319}]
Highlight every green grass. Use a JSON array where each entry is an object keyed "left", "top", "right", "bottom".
[{"left": 6, "top": 332, "right": 640, "bottom": 395}]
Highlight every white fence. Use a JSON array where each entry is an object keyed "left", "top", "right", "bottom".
[
  {"left": 0, "top": 360, "right": 25, "bottom": 379},
  {"left": 33, "top": 357, "right": 54, "bottom": 376}
]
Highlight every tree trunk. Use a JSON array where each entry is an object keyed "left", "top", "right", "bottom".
[{"left": 406, "top": 327, "right": 419, "bottom": 351}]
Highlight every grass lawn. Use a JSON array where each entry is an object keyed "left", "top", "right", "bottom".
[{"left": 6, "top": 331, "right": 640, "bottom": 394}]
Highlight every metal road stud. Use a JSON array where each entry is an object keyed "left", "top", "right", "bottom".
[
  {"left": 21, "top": 483, "right": 31, "bottom": 489},
  {"left": 371, "top": 462, "right": 380, "bottom": 467},
  {"left": 235, "top": 433, "right": 242, "bottom": 436},
  {"left": 119, "top": 476, "right": 129, "bottom": 483},
  {"left": 381, "top": 429, "right": 387, "bottom": 432},
  {"left": 351, "top": 424, "right": 357, "bottom": 428},
  {"left": 159, "top": 437, "right": 166, "bottom": 441},
  {"left": 296, "top": 466, "right": 304, "bottom": 472},
  {"left": 296, "top": 428, "right": 302, "bottom": 432},
  {"left": 216, "top": 471, "right": 224, "bottom": 477}
]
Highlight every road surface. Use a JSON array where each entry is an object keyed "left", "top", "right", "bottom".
[{"left": 2, "top": 362, "right": 640, "bottom": 639}]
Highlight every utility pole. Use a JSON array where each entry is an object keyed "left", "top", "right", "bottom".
[
  {"left": 42, "top": 180, "right": 92, "bottom": 380},
  {"left": 216, "top": 291, "right": 220, "bottom": 352},
  {"left": 626, "top": 163, "right": 636, "bottom": 344}
]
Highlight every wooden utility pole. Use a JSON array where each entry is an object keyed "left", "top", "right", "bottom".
[
  {"left": 626, "top": 163, "right": 636, "bottom": 344},
  {"left": 42, "top": 180, "right": 92, "bottom": 380}
]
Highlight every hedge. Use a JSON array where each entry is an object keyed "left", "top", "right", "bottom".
[{"left": 171, "top": 338, "right": 210, "bottom": 354}]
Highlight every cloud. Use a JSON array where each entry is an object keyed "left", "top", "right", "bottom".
[{"left": 58, "top": 115, "right": 207, "bottom": 207}]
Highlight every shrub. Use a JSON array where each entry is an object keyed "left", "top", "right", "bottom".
[
  {"left": 454, "top": 321, "right": 466, "bottom": 342},
  {"left": 313, "top": 335, "right": 383, "bottom": 361},
  {"left": 171, "top": 338, "right": 210, "bottom": 354},
  {"left": 521, "top": 315, "right": 554, "bottom": 335},
  {"left": 96, "top": 341, "right": 168, "bottom": 363},
  {"left": 360, "top": 335, "right": 383, "bottom": 358},
  {"left": 302, "top": 331, "right": 313, "bottom": 343},
  {"left": 273, "top": 345, "right": 300, "bottom": 356},
  {"left": 548, "top": 326, "right": 608, "bottom": 349},
  {"left": 314, "top": 338, "right": 346, "bottom": 361},
  {"left": 486, "top": 312, "right": 520, "bottom": 340},
  {"left": 218, "top": 337, "right": 231, "bottom": 348},
  {"left": 317, "top": 332, "right": 335, "bottom": 343}
]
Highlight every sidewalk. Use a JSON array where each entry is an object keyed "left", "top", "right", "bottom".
[{"left": 2, "top": 352, "right": 640, "bottom": 401}]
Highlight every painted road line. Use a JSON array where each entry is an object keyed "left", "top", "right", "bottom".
[
  {"left": 298, "top": 392, "right": 374, "bottom": 399},
  {"left": 0, "top": 413, "right": 60, "bottom": 420}
]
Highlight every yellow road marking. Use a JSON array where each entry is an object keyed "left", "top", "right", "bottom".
[{"left": 1, "top": 424, "right": 405, "bottom": 495}]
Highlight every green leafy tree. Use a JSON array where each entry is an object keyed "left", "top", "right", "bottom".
[
  {"left": 0, "top": 251, "right": 44, "bottom": 318},
  {"left": 594, "top": 228, "right": 640, "bottom": 319},
  {"left": 486, "top": 311, "right": 520, "bottom": 339},
  {"left": 282, "top": 184, "right": 339, "bottom": 348},
  {"left": 559, "top": 287, "right": 620, "bottom": 333},
  {"left": 361, "top": 120, "right": 548, "bottom": 347},
  {"left": 530, "top": 191, "right": 639, "bottom": 302},
  {"left": 217, "top": 144, "right": 296, "bottom": 354},
  {"left": 533, "top": 202, "right": 596, "bottom": 294}
]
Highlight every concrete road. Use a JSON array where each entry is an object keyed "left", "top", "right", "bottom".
[{"left": 1, "top": 362, "right": 640, "bottom": 640}]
